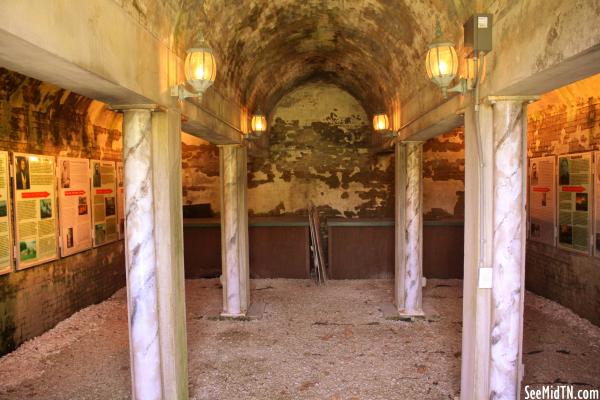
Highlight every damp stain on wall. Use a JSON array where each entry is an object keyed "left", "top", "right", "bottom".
[
  {"left": 422, "top": 127, "right": 465, "bottom": 220},
  {"left": 0, "top": 68, "right": 123, "bottom": 161},
  {"left": 247, "top": 82, "right": 394, "bottom": 219}
]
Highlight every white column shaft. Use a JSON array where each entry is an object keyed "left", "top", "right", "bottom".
[
  {"left": 151, "top": 109, "right": 189, "bottom": 399},
  {"left": 123, "top": 109, "right": 162, "bottom": 400},
  {"left": 461, "top": 103, "right": 494, "bottom": 400},
  {"left": 395, "top": 141, "right": 424, "bottom": 316},
  {"left": 404, "top": 142, "right": 424, "bottom": 313},
  {"left": 489, "top": 101, "right": 527, "bottom": 400},
  {"left": 460, "top": 98, "right": 529, "bottom": 400},
  {"left": 394, "top": 143, "right": 406, "bottom": 309},
  {"left": 220, "top": 145, "right": 250, "bottom": 316}
]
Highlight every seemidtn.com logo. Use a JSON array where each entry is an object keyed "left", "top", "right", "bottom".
[{"left": 524, "top": 385, "right": 599, "bottom": 399}]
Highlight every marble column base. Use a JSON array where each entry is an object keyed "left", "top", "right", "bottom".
[{"left": 398, "top": 310, "right": 426, "bottom": 320}]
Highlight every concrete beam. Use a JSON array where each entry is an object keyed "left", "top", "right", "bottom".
[
  {"left": 399, "top": 0, "right": 600, "bottom": 140},
  {"left": 397, "top": 95, "right": 465, "bottom": 142},
  {"left": 0, "top": 0, "right": 243, "bottom": 145}
]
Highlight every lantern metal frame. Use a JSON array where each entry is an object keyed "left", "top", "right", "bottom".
[
  {"left": 372, "top": 113, "right": 395, "bottom": 139},
  {"left": 244, "top": 111, "right": 268, "bottom": 141},
  {"left": 171, "top": 45, "right": 217, "bottom": 101},
  {"left": 426, "top": 20, "right": 486, "bottom": 99}
]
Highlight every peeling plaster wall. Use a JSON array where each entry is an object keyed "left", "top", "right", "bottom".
[
  {"left": 182, "top": 92, "right": 464, "bottom": 220},
  {"left": 0, "top": 68, "right": 126, "bottom": 355},
  {"left": 423, "top": 127, "right": 465, "bottom": 220},
  {"left": 247, "top": 83, "right": 393, "bottom": 219},
  {"left": 181, "top": 132, "right": 220, "bottom": 213},
  {"left": 526, "top": 73, "right": 600, "bottom": 325}
]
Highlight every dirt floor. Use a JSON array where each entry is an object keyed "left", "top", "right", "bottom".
[{"left": 0, "top": 279, "right": 598, "bottom": 400}]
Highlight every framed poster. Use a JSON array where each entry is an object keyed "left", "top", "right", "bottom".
[
  {"left": 557, "top": 152, "right": 592, "bottom": 253},
  {"left": 57, "top": 157, "right": 92, "bottom": 257},
  {"left": 529, "top": 156, "right": 556, "bottom": 246},
  {"left": 594, "top": 152, "right": 600, "bottom": 257},
  {"left": 90, "top": 160, "right": 118, "bottom": 246},
  {"left": 0, "top": 151, "right": 13, "bottom": 274},
  {"left": 116, "top": 161, "right": 125, "bottom": 239},
  {"left": 12, "top": 153, "right": 58, "bottom": 269}
]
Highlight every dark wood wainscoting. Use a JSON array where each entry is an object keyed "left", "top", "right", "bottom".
[{"left": 183, "top": 218, "right": 464, "bottom": 280}]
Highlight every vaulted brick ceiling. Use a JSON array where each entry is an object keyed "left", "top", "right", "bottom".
[{"left": 176, "top": 0, "right": 473, "bottom": 115}]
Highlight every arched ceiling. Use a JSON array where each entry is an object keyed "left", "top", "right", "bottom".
[{"left": 175, "top": 0, "right": 474, "bottom": 116}]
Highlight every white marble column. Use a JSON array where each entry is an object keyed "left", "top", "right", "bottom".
[
  {"left": 122, "top": 108, "right": 162, "bottom": 400},
  {"left": 489, "top": 99, "right": 528, "bottom": 400},
  {"left": 120, "top": 106, "right": 189, "bottom": 400},
  {"left": 461, "top": 101, "right": 494, "bottom": 400},
  {"left": 395, "top": 141, "right": 424, "bottom": 317},
  {"left": 460, "top": 96, "right": 535, "bottom": 400},
  {"left": 219, "top": 144, "right": 250, "bottom": 317},
  {"left": 151, "top": 109, "right": 189, "bottom": 400}
]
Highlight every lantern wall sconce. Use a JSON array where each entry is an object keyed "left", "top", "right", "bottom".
[
  {"left": 373, "top": 113, "right": 389, "bottom": 131},
  {"left": 426, "top": 14, "right": 492, "bottom": 98},
  {"left": 245, "top": 111, "right": 267, "bottom": 140},
  {"left": 373, "top": 113, "right": 396, "bottom": 139},
  {"left": 171, "top": 43, "right": 217, "bottom": 101}
]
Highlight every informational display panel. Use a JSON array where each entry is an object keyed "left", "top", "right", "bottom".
[
  {"left": 90, "top": 160, "right": 118, "bottom": 246},
  {"left": 594, "top": 152, "right": 600, "bottom": 257},
  {"left": 57, "top": 157, "right": 92, "bottom": 257},
  {"left": 529, "top": 156, "right": 556, "bottom": 246},
  {"left": 557, "top": 152, "right": 592, "bottom": 253},
  {"left": 12, "top": 153, "right": 58, "bottom": 269},
  {"left": 0, "top": 151, "right": 13, "bottom": 274},
  {"left": 116, "top": 162, "right": 125, "bottom": 239}
]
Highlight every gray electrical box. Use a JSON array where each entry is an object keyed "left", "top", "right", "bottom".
[{"left": 464, "top": 14, "right": 493, "bottom": 56}]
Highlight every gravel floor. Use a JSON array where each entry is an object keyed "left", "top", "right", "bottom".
[{"left": 0, "top": 279, "right": 598, "bottom": 400}]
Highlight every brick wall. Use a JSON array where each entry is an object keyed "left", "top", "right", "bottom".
[
  {"left": 0, "top": 242, "right": 125, "bottom": 354},
  {"left": 0, "top": 68, "right": 126, "bottom": 355},
  {"left": 526, "top": 73, "right": 600, "bottom": 325}
]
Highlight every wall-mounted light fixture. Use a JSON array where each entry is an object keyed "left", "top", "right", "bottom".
[
  {"left": 373, "top": 113, "right": 390, "bottom": 131},
  {"left": 373, "top": 113, "right": 396, "bottom": 139},
  {"left": 251, "top": 113, "right": 267, "bottom": 134},
  {"left": 426, "top": 15, "right": 492, "bottom": 98},
  {"left": 244, "top": 111, "right": 267, "bottom": 141},
  {"left": 171, "top": 41, "right": 217, "bottom": 101}
]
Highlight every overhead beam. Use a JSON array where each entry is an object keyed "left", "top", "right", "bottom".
[
  {"left": 399, "top": 0, "right": 600, "bottom": 141},
  {"left": 0, "top": 0, "right": 243, "bottom": 145},
  {"left": 397, "top": 95, "right": 465, "bottom": 142}
]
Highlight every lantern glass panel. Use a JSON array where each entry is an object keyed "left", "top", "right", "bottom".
[
  {"left": 425, "top": 44, "right": 458, "bottom": 87},
  {"left": 373, "top": 114, "right": 389, "bottom": 131},
  {"left": 185, "top": 49, "right": 216, "bottom": 92}
]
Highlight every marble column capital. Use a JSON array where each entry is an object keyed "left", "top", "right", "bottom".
[
  {"left": 109, "top": 103, "right": 164, "bottom": 112},
  {"left": 399, "top": 140, "right": 425, "bottom": 145},
  {"left": 217, "top": 143, "right": 245, "bottom": 149},
  {"left": 483, "top": 95, "right": 541, "bottom": 105}
]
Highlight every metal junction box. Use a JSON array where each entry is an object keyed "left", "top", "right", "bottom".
[{"left": 464, "top": 14, "right": 493, "bottom": 56}]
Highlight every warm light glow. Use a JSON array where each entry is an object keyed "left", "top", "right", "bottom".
[
  {"left": 373, "top": 114, "right": 389, "bottom": 131},
  {"left": 184, "top": 47, "right": 216, "bottom": 93},
  {"left": 425, "top": 40, "right": 458, "bottom": 91},
  {"left": 251, "top": 114, "right": 267, "bottom": 133}
]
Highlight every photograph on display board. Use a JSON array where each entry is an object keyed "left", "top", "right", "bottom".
[
  {"left": 528, "top": 156, "right": 556, "bottom": 246},
  {"left": 57, "top": 157, "right": 93, "bottom": 257},
  {"left": 90, "top": 160, "right": 118, "bottom": 247},
  {"left": 0, "top": 151, "right": 13, "bottom": 274},
  {"left": 557, "top": 152, "right": 592, "bottom": 253},
  {"left": 12, "top": 153, "right": 58, "bottom": 269},
  {"left": 15, "top": 156, "right": 30, "bottom": 190}
]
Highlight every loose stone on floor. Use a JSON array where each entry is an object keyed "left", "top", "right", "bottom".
[{"left": 0, "top": 279, "right": 598, "bottom": 400}]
